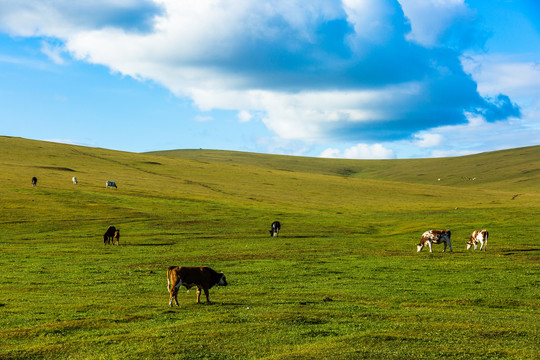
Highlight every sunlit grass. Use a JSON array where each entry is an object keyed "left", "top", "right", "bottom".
[{"left": 0, "top": 136, "right": 538, "bottom": 359}]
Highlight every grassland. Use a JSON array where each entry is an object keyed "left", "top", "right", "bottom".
[{"left": 0, "top": 136, "right": 538, "bottom": 359}]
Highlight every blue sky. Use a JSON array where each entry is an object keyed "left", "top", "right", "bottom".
[{"left": 0, "top": 0, "right": 539, "bottom": 159}]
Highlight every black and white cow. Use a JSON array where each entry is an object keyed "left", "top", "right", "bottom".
[
  {"left": 467, "top": 230, "right": 488, "bottom": 251},
  {"left": 106, "top": 181, "right": 117, "bottom": 189},
  {"left": 31, "top": 177, "right": 37, "bottom": 187},
  {"left": 270, "top": 221, "right": 281, "bottom": 237},
  {"left": 417, "top": 229, "right": 453, "bottom": 252},
  {"left": 72, "top": 177, "right": 78, "bottom": 185}
]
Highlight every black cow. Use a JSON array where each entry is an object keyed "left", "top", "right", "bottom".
[
  {"left": 270, "top": 221, "right": 281, "bottom": 237},
  {"left": 32, "top": 177, "right": 37, "bottom": 187}
]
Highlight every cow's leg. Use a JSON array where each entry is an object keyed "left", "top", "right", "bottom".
[
  {"left": 196, "top": 287, "right": 202, "bottom": 303},
  {"left": 169, "top": 280, "right": 181, "bottom": 306},
  {"left": 447, "top": 239, "right": 453, "bottom": 252},
  {"left": 428, "top": 241, "right": 433, "bottom": 253},
  {"left": 203, "top": 288, "right": 211, "bottom": 303},
  {"left": 169, "top": 288, "right": 177, "bottom": 307},
  {"left": 478, "top": 239, "right": 484, "bottom": 251}
]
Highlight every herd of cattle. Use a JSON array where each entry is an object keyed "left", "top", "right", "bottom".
[
  {"left": 31, "top": 176, "right": 490, "bottom": 305},
  {"left": 31, "top": 176, "right": 117, "bottom": 189},
  {"left": 417, "top": 229, "right": 488, "bottom": 252}
]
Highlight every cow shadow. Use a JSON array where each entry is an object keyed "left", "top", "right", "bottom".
[{"left": 503, "top": 248, "right": 540, "bottom": 255}]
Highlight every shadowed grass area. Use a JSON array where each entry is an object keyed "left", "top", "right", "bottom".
[{"left": 0, "top": 136, "right": 538, "bottom": 359}]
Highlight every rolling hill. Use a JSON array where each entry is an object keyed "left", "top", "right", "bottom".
[{"left": 1, "top": 136, "right": 538, "bottom": 359}]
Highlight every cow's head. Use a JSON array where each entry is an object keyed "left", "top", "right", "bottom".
[
  {"left": 466, "top": 236, "right": 476, "bottom": 250},
  {"left": 218, "top": 272, "right": 228, "bottom": 286},
  {"left": 417, "top": 243, "right": 424, "bottom": 252}
]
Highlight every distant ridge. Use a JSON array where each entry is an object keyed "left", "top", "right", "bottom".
[{"left": 148, "top": 145, "right": 540, "bottom": 191}]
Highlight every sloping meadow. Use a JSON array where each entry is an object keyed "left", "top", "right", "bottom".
[{"left": 1, "top": 136, "right": 539, "bottom": 359}]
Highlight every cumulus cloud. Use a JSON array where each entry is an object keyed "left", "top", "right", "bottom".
[
  {"left": 320, "top": 143, "right": 395, "bottom": 159},
  {"left": 0, "top": 0, "right": 522, "bottom": 147}
]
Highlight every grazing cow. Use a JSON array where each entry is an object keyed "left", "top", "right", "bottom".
[
  {"left": 72, "top": 177, "right": 78, "bottom": 185},
  {"left": 467, "top": 230, "right": 488, "bottom": 251},
  {"left": 113, "top": 229, "right": 120, "bottom": 246},
  {"left": 270, "top": 221, "right": 281, "bottom": 237},
  {"left": 106, "top": 181, "right": 117, "bottom": 189},
  {"left": 103, "top": 225, "right": 116, "bottom": 245},
  {"left": 31, "top": 177, "right": 37, "bottom": 187},
  {"left": 167, "top": 266, "right": 227, "bottom": 306},
  {"left": 417, "top": 229, "right": 453, "bottom": 253}
]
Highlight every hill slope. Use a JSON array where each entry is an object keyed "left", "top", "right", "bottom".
[
  {"left": 149, "top": 145, "right": 540, "bottom": 191},
  {"left": 1, "top": 136, "right": 539, "bottom": 359}
]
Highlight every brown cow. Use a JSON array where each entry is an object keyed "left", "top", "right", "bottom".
[
  {"left": 167, "top": 266, "right": 227, "bottom": 306},
  {"left": 417, "top": 229, "right": 453, "bottom": 252},
  {"left": 103, "top": 225, "right": 116, "bottom": 245}
]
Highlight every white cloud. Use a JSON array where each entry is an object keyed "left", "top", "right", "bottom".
[
  {"left": 188, "top": 84, "right": 422, "bottom": 142},
  {"left": 408, "top": 112, "right": 539, "bottom": 158},
  {"left": 319, "top": 148, "right": 340, "bottom": 158},
  {"left": 320, "top": 143, "right": 395, "bottom": 159},
  {"left": 414, "top": 133, "right": 442, "bottom": 148},
  {"left": 461, "top": 54, "right": 540, "bottom": 98},
  {"left": 41, "top": 41, "right": 66, "bottom": 65},
  {"left": 238, "top": 110, "right": 252, "bottom": 122},
  {"left": 0, "top": 0, "right": 531, "bottom": 158}
]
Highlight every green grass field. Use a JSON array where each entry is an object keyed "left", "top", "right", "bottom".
[{"left": 1, "top": 136, "right": 538, "bottom": 359}]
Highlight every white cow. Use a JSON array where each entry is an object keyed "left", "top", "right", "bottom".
[
  {"left": 72, "top": 177, "right": 78, "bottom": 185},
  {"left": 467, "top": 230, "right": 488, "bottom": 251},
  {"left": 106, "top": 181, "right": 117, "bottom": 189}
]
